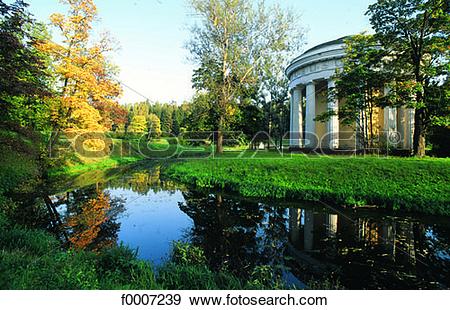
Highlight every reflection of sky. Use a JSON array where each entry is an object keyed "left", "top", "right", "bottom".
[
  {"left": 437, "top": 250, "right": 450, "bottom": 260},
  {"left": 424, "top": 228, "right": 450, "bottom": 260},
  {"left": 425, "top": 228, "right": 438, "bottom": 241},
  {"left": 108, "top": 188, "right": 193, "bottom": 265}
]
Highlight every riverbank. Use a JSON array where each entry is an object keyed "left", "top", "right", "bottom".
[
  {"left": 0, "top": 128, "right": 41, "bottom": 209},
  {"left": 165, "top": 155, "right": 450, "bottom": 216},
  {"left": 0, "top": 212, "right": 289, "bottom": 289}
]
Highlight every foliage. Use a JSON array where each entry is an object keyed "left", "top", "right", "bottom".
[
  {"left": 185, "top": 92, "right": 215, "bottom": 132},
  {"left": 367, "top": 0, "right": 450, "bottom": 156},
  {"left": 0, "top": 128, "right": 40, "bottom": 212},
  {"left": 147, "top": 113, "right": 162, "bottom": 138},
  {"left": 37, "top": 0, "right": 122, "bottom": 146},
  {"left": 0, "top": 0, "right": 49, "bottom": 99},
  {"left": 316, "top": 34, "right": 387, "bottom": 149},
  {"left": 124, "top": 101, "right": 190, "bottom": 137},
  {"left": 0, "top": 0, "right": 52, "bottom": 131},
  {"left": 171, "top": 241, "right": 207, "bottom": 266},
  {"left": 128, "top": 115, "right": 147, "bottom": 133},
  {"left": 187, "top": 0, "right": 304, "bottom": 153},
  {"left": 165, "top": 155, "right": 450, "bottom": 216},
  {"left": 160, "top": 107, "right": 173, "bottom": 134}
]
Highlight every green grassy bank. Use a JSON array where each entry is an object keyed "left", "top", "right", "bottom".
[
  {"left": 47, "top": 138, "right": 147, "bottom": 177},
  {"left": 165, "top": 155, "right": 450, "bottom": 216},
  {"left": 0, "top": 129, "right": 41, "bottom": 209},
  {"left": 0, "top": 212, "right": 288, "bottom": 289},
  {"left": 49, "top": 156, "right": 144, "bottom": 177},
  {"left": 47, "top": 136, "right": 214, "bottom": 177}
]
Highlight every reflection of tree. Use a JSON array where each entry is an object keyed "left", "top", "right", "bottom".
[
  {"left": 256, "top": 204, "right": 289, "bottom": 274},
  {"left": 54, "top": 185, "right": 125, "bottom": 251},
  {"left": 107, "top": 165, "right": 181, "bottom": 195},
  {"left": 179, "top": 191, "right": 288, "bottom": 278},
  {"left": 66, "top": 190, "right": 111, "bottom": 250}
]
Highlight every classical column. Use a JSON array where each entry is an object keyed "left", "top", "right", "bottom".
[
  {"left": 383, "top": 87, "right": 397, "bottom": 147},
  {"left": 397, "top": 107, "right": 406, "bottom": 148},
  {"left": 290, "top": 86, "right": 303, "bottom": 148},
  {"left": 327, "top": 80, "right": 339, "bottom": 149},
  {"left": 305, "top": 82, "right": 316, "bottom": 148},
  {"left": 384, "top": 107, "right": 397, "bottom": 142},
  {"left": 407, "top": 108, "right": 415, "bottom": 150},
  {"left": 398, "top": 107, "right": 415, "bottom": 150},
  {"left": 289, "top": 89, "right": 294, "bottom": 146}
]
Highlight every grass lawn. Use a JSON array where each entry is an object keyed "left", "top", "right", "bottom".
[{"left": 165, "top": 154, "right": 450, "bottom": 216}]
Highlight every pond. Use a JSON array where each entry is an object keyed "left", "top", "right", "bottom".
[{"left": 47, "top": 162, "right": 450, "bottom": 289}]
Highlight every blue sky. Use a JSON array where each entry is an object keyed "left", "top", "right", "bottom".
[{"left": 26, "top": 0, "right": 375, "bottom": 104}]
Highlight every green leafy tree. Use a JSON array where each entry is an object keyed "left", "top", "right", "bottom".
[
  {"left": 0, "top": 0, "right": 50, "bottom": 128},
  {"left": 367, "top": 0, "right": 450, "bottom": 156},
  {"left": 186, "top": 92, "right": 215, "bottom": 132},
  {"left": 160, "top": 105, "right": 173, "bottom": 134},
  {"left": 316, "top": 34, "right": 387, "bottom": 149},
  {"left": 187, "top": 0, "right": 304, "bottom": 153},
  {"left": 172, "top": 108, "right": 181, "bottom": 136}
]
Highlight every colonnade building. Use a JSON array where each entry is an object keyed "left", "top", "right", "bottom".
[{"left": 286, "top": 37, "right": 415, "bottom": 151}]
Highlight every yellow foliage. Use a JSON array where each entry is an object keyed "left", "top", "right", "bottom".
[{"left": 37, "top": 0, "right": 122, "bottom": 133}]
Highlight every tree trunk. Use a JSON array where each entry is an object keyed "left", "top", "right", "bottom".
[
  {"left": 413, "top": 78, "right": 426, "bottom": 157},
  {"left": 215, "top": 114, "right": 225, "bottom": 154},
  {"left": 216, "top": 130, "right": 224, "bottom": 154},
  {"left": 413, "top": 108, "right": 426, "bottom": 157}
]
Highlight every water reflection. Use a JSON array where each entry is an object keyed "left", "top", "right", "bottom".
[
  {"left": 47, "top": 164, "right": 450, "bottom": 289},
  {"left": 52, "top": 185, "right": 125, "bottom": 251},
  {"left": 107, "top": 165, "right": 182, "bottom": 195},
  {"left": 179, "top": 191, "right": 288, "bottom": 279},
  {"left": 287, "top": 207, "right": 450, "bottom": 289}
]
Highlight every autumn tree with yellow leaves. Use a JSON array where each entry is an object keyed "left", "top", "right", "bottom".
[{"left": 38, "top": 0, "right": 124, "bottom": 149}]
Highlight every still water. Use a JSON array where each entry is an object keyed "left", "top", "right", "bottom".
[{"left": 49, "top": 163, "right": 450, "bottom": 289}]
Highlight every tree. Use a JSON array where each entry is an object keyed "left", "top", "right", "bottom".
[
  {"left": 172, "top": 108, "right": 181, "bottom": 136},
  {"left": 93, "top": 101, "right": 128, "bottom": 130},
  {"left": 187, "top": 0, "right": 304, "bottom": 153},
  {"left": 0, "top": 0, "right": 51, "bottom": 129},
  {"left": 316, "top": 34, "right": 387, "bottom": 149},
  {"left": 367, "top": 0, "right": 450, "bottom": 156},
  {"left": 128, "top": 115, "right": 147, "bottom": 134},
  {"left": 160, "top": 105, "right": 173, "bottom": 134},
  {"left": 185, "top": 92, "right": 215, "bottom": 132},
  {"left": 37, "top": 0, "right": 123, "bottom": 149},
  {"left": 147, "top": 113, "right": 162, "bottom": 138}
]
